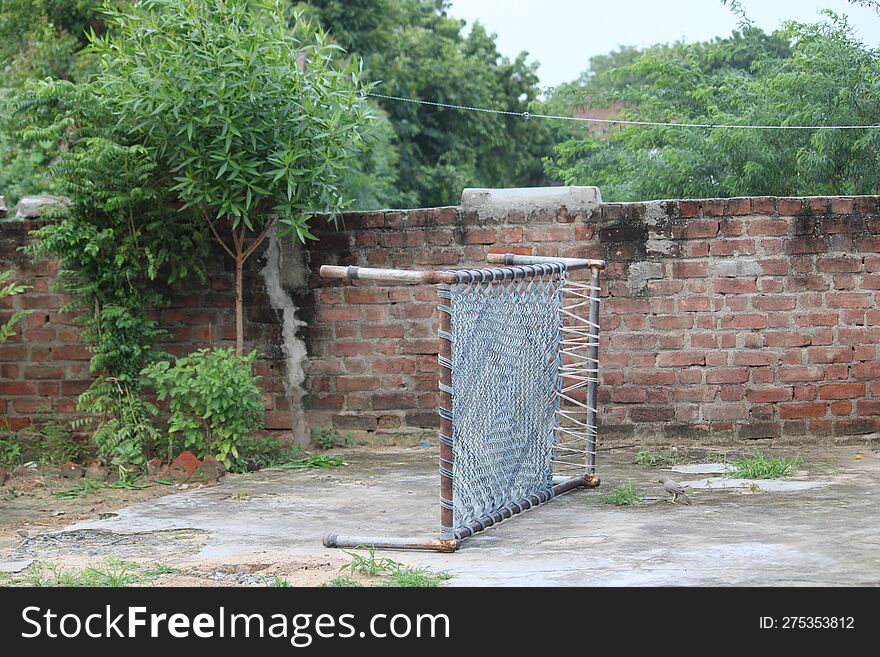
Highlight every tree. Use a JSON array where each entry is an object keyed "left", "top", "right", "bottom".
[
  {"left": 0, "top": 1, "right": 105, "bottom": 206},
  {"left": 88, "top": 0, "right": 373, "bottom": 354},
  {"left": 543, "top": 13, "right": 880, "bottom": 201},
  {"left": 300, "top": 0, "right": 553, "bottom": 208}
]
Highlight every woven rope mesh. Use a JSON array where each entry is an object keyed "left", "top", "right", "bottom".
[{"left": 441, "top": 268, "right": 566, "bottom": 529}]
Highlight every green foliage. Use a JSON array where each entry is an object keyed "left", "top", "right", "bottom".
[
  {"left": 300, "top": 0, "right": 552, "bottom": 207},
  {"left": 342, "top": 547, "right": 402, "bottom": 577},
  {"left": 19, "top": 74, "right": 208, "bottom": 463},
  {"left": 263, "top": 575, "right": 292, "bottom": 587},
  {"left": 142, "top": 348, "right": 265, "bottom": 469},
  {"left": 229, "top": 435, "right": 305, "bottom": 473},
  {"left": 313, "top": 428, "right": 352, "bottom": 450},
  {"left": 0, "top": 270, "right": 32, "bottom": 346},
  {"left": 381, "top": 566, "right": 451, "bottom": 588},
  {"left": 599, "top": 481, "right": 643, "bottom": 506},
  {"left": 634, "top": 448, "right": 690, "bottom": 467},
  {"left": 89, "top": 0, "right": 373, "bottom": 242},
  {"left": 544, "top": 12, "right": 880, "bottom": 200},
  {"left": 51, "top": 478, "right": 106, "bottom": 499},
  {"left": 0, "top": 434, "right": 24, "bottom": 469},
  {"left": 0, "top": 1, "right": 105, "bottom": 206},
  {"left": 271, "top": 454, "right": 346, "bottom": 469},
  {"left": 339, "top": 547, "right": 451, "bottom": 587},
  {"left": 321, "top": 575, "right": 362, "bottom": 588},
  {"left": 2, "top": 415, "right": 91, "bottom": 466},
  {"left": 9, "top": 559, "right": 173, "bottom": 587},
  {"left": 726, "top": 450, "right": 802, "bottom": 479}
]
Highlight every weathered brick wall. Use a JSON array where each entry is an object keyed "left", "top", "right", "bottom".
[
  {"left": 304, "top": 195, "right": 880, "bottom": 443},
  {"left": 0, "top": 218, "right": 294, "bottom": 433},
  {"left": 3, "top": 193, "right": 880, "bottom": 444}
]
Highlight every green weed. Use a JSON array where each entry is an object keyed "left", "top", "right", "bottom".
[
  {"left": 599, "top": 481, "right": 643, "bottom": 506},
  {"left": 273, "top": 454, "right": 347, "bottom": 470},
  {"left": 726, "top": 450, "right": 802, "bottom": 479}
]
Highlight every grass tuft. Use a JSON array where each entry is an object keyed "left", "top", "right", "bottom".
[
  {"left": 599, "top": 481, "right": 643, "bottom": 506},
  {"left": 634, "top": 449, "right": 690, "bottom": 467},
  {"left": 10, "top": 560, "right": 177, "bottom": 587},
  {"left": 328, "top": 546, "right": 451, "bottom": 588},
  {"left": 321, "top": 575, "right": 362, "bottom": 588},
  {"left": 726, "top": 450, "right": 801, "bottom": 480}
]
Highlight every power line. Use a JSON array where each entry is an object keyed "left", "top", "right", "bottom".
[{"left": 367, "top": 92, "right": 880, "bottom": 131}]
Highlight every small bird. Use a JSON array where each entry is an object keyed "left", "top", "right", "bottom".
[
  {"left": 659, "top": 477, "right": 691, "bottom": 505},
  {"left": 16, "top": 529, "right": 29, "bottom": 539}
]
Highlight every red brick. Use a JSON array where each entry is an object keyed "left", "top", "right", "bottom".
[
  {"left": 818, "top": 383, "right": 864, "bottom": 400},
  {"left": 706, "top": 368, "right": 749, "bottom": 384},
  {"left": 671, "top": 221, "right": 719, "bottom": 239},
  {"left": 629, "top": 407, "right": 675, "bottom": 422},
  {"left": 526, "top": 226, "right": 571, "bottom": 242},
  {"left": 714, "top": 278, "right": 756, "bottom": 294},
  {"left": 672, "top": 261, "right": 708, "bottom": 278},
  {"left": 361, "top": 324, "right": 405, "bottom": 339},
  {"left": 611, "top": 388, "right": 648, "bottom": 403},
  {"left": 464, "top": 228, "right": 497, "bottom": 244},
  {"left": 857, "top": 275, "right": 880, "bottom": 292},
  {"left": 747, "top": 387, "right": 792, "bottom": 403},
  {"left": 747, "top": 220, "right": 789, "bottom": 237},
  {"left": 853, "top": 362, "right": 880, "bottom": 379},
  {"left": 317, "top": 306, "right": 360, "bottom": 322},
  {"left": 839, "top": 328, "right": 880, "bottom": 344},
  {"left": 719, "top": 314, "right": 767, "bottom": 329},
  {"left": 830, "top": 198, "right": 855, "bottom": 214},
  {"left": 631, "top": 370, "right": 676, "bottom": 385},
  {"left": 827, "top": 293, "right": 872, "bottom": 309},
  {"left": 794, "top": 312, "right": 838, "bottom": 327},
  {"left": 372, "top": 393, "right": 417, "bottom": 410},
  {"left": 777, "top": 198, "right": 804, "bottom": 215},
  {"left": 710, "top": 239, "right": 756, "bottom": 256},
  {"left": 733, "top": 351, "right": 775, "bottom": 366},
  {"left": 807, "top": 347, "right": 853, "bottom": 364},
  {"left": 656, "top": 351, "right": 706, "bottom": 367},
  {"left": 678, "top": 297, "right": 710, "bottom": 312},
  {"left": 829, "top": 401, "right": 852, "bottom": 416},
  {"left": 764, "top": 332, "right": 811, "bottom": 347},
  {"left": 857, "top": 400, "right": 880, "bottom": 415},
  {"left": 779, "top": 403, "right": 826, "bottom": 419},
  {"left": 726, "top": 198, "right": 751, "bottom": 215},
  {"left": 780, "top": 366, "right": 824, "bottom": 382},
  {"left": 650, "top": 315, "right": 693, "bottom": 330},
  {"left": 336, "top": 376, "right": 381, "bottom": 392},
  {"left": 817, "top": 256, "right": 862, "bottom": 273},
  {"left": 400, "top": 340, "right": 438, "bottom": 355}
]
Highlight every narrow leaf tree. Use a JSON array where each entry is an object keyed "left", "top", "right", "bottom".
[{"left": 89, "top": 0, "right": 373, "bottom": 354}]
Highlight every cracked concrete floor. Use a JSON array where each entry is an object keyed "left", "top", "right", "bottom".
[{"left": 5, "top": 445, "right": 879, "bottom": 586}]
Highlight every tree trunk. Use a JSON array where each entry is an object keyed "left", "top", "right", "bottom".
[
  {"left": 205, "top": 213, "right": 277, "bottom": 358},
  {"left": 234, "top": 255, "right": 244, "bottom": 356}
]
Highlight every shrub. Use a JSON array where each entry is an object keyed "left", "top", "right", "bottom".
[
  {"left": 230, "top": 435, "right": 304, "bottom": 473},
  {"left": 142, "top": 348, "right": 264, "bottom": 468}
]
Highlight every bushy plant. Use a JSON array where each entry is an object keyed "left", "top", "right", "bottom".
[
  {"left": 87, "top": 0, "right": 373, "bottom": 354},
  {"left": 230, "top": 435, "right": 305, "bottom": 473},
  {"left": 142, "top": 348, "right": 265, "bottom": 468}
]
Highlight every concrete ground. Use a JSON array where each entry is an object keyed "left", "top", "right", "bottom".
[{"left": 4, "top": 444, "right": 879, "bottom": 586}]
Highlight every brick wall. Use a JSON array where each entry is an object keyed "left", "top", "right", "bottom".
[
  {"left": 304, "top": 195, "right": 880, "bottom": 443},
  {"left": 0, "top": 218, "right": 294, "bottom": 433},
  {"left": 3, "top": 192, "right": 880, "bottom": 444}
]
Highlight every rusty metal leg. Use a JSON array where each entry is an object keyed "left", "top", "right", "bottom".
[
  {"left": 585, "top": 266, "right": 601, "bottom": 477},
  {"left": 437, "top": 284, "right": 455, "bottom": 540},
  {"left": 323, "top": 533, "right": 460, "bottom": 553}
]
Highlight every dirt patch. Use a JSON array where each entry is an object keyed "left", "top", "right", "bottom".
[{"left": 0, "top": 465, "right": 215, "bottom": 555}]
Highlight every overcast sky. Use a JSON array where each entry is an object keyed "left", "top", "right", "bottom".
[{"left": 446, "top": 0, "right": 880, "bottom": 90}]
